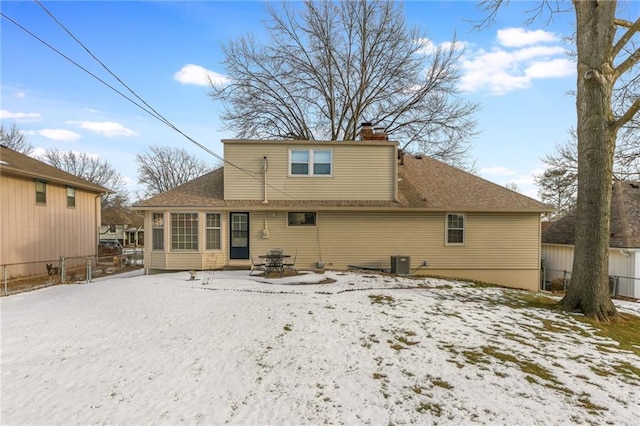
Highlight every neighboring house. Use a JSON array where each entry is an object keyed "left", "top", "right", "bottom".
[
  {"left": 132, "top": 126, "right": 550, "bottom": 291},
  {"left": 101, "top": 207, "right": 145, "bottom": 247},
  {"left": 0, "top": 145, "right": 110, "bottom": 278},
  {"left": 542, "top": 181, "right": 640, "bottom": 298}
]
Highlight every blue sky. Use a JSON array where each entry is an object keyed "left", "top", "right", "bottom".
[{"left": 1, "top": 0, "right": 588, "bottom": 200}]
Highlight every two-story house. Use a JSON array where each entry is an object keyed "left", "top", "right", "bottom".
[
  {"left": 132, "top": 127, "right": 550, "bottom": 291},
  {"left": 0, "top": 145, "right": 110, "bottom": 279}
]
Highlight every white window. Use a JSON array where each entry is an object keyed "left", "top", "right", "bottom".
[
  {"left": 152, "top": 213, "right": 164, "bottom": 251},
  {"left": 288, "top": 212, "right": 317, "bottom": 226},
  {"left": 35, "top": 180, "right": 46, "bottom": 204},
  {"left": 171, "top": 213, "right": 198, "bottom": 251},
  {"left": 290, "top": 149, "right": 332, "bottom": 176},
  {"left": 66, "top": 187, "right": 76, "bottom": 208},
  {"left": 205, "top": 213, "right": 221, "bottom": 250},
  {"left": 446, "top": 213, "right": 465, "bottom": 245}
]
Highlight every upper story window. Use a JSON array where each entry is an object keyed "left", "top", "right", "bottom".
[
  {"left": 35, "top": 180, "right": 47, "bottom": 205},
  {"left": 290, "top": 149, "right": 332, "bottom": 176},
  {"left": 152, "top": 212, "right": 164, "bottom": 251},
  {"left": 66, "top": 187, "right": 76, "bottom": 208},
  {"left": 171, "top": 212, "right": 198, "bottom": 251},
  {"left": 446, "top": 213, "right": 465, "bottom": 245}
]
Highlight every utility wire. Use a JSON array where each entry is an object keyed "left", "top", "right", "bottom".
[{"left": 2, "top": 4, "right": 301, "bottom": 200}]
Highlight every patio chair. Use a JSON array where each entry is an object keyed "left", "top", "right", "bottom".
[
  {"left": 250, "top": 256, "right": 267, "bottom": 276},
  {"left": 283, "top": 250, "right": 297, "bottom": 272}
]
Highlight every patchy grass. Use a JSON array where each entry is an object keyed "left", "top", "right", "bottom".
[
  {"left": 509, "top": 291, "right": 640, "bottom": 357},
  {"left": 368, "top": 294, "right": 396, "bottom": 306},
  {"left": 416, "top": 401, "right": 443, "bottom": 416},
  {"left": 431, "top": 377, "right": 453, "bottom": 390},
  {"left": 575, "top": 314, "right": 640, "bottom": 357}
]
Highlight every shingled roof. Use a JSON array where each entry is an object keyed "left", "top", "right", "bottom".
[
  {"left": 102, "top": 206, "right": 144, "bottom": 227},
  {"left": 542, "top": 180, "right": 640, "bottom": 248},
  {"left": 0, "top": 145, "right": 111, "bottom": 194},
  {"left": 133, "top": 152, "right": 550, "bottom": 213}
]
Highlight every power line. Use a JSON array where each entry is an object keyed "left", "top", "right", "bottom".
[{"left": 2, "top": 4, "right": 301, "bottom": 200}]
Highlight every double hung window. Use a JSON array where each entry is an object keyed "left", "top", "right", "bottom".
[
  {"left": 205, "top": 213, "right": 221, "bottom": 250},
  {"left": 66, "top": 187, "right": 76, "bottom": 208},
  {"left": 152, "top": 213, "right": 164, "bottom": 251},
  {"left": 35, "top": 181, "right": 46, "bottom": 204},
  {"left": 446, "top": 213, "right": 465, "bottom": 245}
]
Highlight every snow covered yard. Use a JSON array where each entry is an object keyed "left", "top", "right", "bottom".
[{"left": 1, "top": 270, "right": 639, "bottom": 425}]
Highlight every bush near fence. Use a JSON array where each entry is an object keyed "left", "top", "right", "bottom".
[{"left": 1, "top": 249, "right": 143, "bottom": 296}]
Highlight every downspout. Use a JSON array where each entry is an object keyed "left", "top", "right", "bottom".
[
  {"left": 262, "top": 156, "right": 268, "bottom": 204},
  {"left": 95, "top": 194, "right": 104, "bottom": 254},
  {"left": 393, "top": 146, "right": 399, "bottom": 202}
]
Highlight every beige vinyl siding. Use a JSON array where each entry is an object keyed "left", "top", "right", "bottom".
[
  {"left": 142, "top": 208, "right": 541, "bottom": 290},
  {"left": 1, "top": 174, "right": 100, "bottom": 278},
  {"left": 144, "top": 210, "right": 227, "bottom": 272},
  {"left": 247, "top": 211, "right": 541, "bottom": 290},
  {"left": 223, "top": 141, "right": 396, "bottom": 201}
]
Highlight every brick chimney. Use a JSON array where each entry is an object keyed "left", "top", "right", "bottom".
[{"left": 359, "top": 122, "right": 388, "bottom": 141}]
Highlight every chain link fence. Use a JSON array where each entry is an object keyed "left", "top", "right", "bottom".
[
  {"left": 541, "top": 266, "right": 638, "bottom": 299},
  {"left": 2, "top": 249, "right": 143, "bottom": 296}
]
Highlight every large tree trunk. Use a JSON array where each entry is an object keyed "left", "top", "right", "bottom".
[{"left": 560, "top": 1, "right": 619, "bottom": 321}]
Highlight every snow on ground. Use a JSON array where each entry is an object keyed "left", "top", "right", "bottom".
[{"left": 1, "top": 270, "right": 639, "bottom": 425}]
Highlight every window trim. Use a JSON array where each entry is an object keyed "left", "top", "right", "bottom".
[
  {"left": 289, "top": 149, "right": 333, "bottom": 177},
  {"left": 66, "top": 186, "right": 76, "bottom": 208},
  {"left": 170, "top": 212, "right": 199, "bottom": 251},
  {"left": 35, "top": 180, "right": 47, "bottom": 205},
  {"left": 205, "top": 212, "right": 222, "bottom": 251},
  {"left": 287, "top": 211, "right": 317, "bottom": 227},
  {"left": 152, "top": 212, "right": 165, "bottom": 251},
  {"left": 445, "top": 213, "right": 465, "bottom": 246}
]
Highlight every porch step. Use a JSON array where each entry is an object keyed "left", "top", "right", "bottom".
[{"left": 222, "top": 265, "right": 251, "bottom": 271}]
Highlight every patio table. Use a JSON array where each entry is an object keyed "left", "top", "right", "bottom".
[{"left": 259, "top": 253, "right": 291, "bottom": 276}]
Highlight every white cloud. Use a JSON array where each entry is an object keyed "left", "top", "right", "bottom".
[
  {"left": 84, "top": 108, "right": 101, "bottom": 113},
  {"left": 459, "top": 27, "right": 574, "bottom": 95},
  {"left": 26, "top": 129, "right": 81, "bottom": 142},
  {"left": 525, "top": 58, "right": 574, "bottom": 79},
  {"left": 174, "top": 64, "right": 229, "bottom": 86},
  {"left": 497, "top": 28, "right": 558, "bottom": 47},
  {"left": 480, "top": 166, "right": 517, "bottom": 176},
  {"left": 68, "top": 121, "right": 138, "bottom": 137},
  {"left": 15, "top": 92, "right": 26, "bottom": 99},
  {"left": 416, "top": 38, "right": 464, "bottom": 56},
  {"left": 0, "top": 109, "right": 40, "bottom": 121}
]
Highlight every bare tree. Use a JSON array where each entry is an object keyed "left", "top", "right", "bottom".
[
  {"left": 535, "top": 168, "right": 577, "bottom": 219},
  {"left": 40, "top": 148, "right": 128, "bottom": 204},
  {"left": 504, "top": 182, "right": 520, "bottom": 193},
  {"left": 536, "top": 130, "right": 639, "bottom": 217},
  {"left": 210, "top": 0, "right": 479, "bottom": 169},
  {"left": 136, "top": 145, "right": 215, "bottom": 197},
  {"left": 479, "top": 1, "right": 639, "bottom": 321},
  {"left": 0, "top": 122, "right": 34, "bottom": 154}
]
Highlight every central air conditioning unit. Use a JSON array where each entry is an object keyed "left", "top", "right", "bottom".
[{"left": 390, "top": 255, "right": 411, "bottom": 275}]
